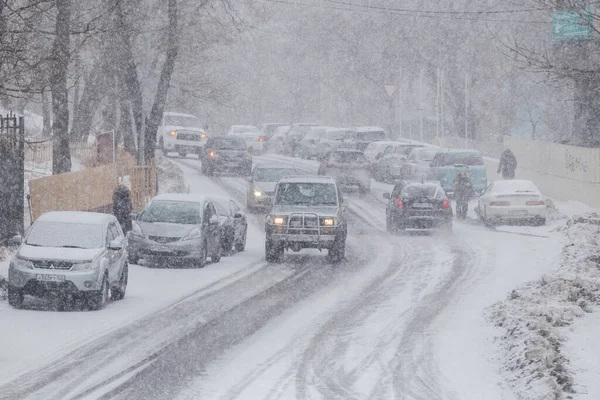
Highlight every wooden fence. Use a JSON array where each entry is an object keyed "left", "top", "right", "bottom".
[
  {"left": 28, "top": 153, "right": 157, "bottom": 222},
  {"left": 25, "top": 141, "right": 98, "bottom": 166}
]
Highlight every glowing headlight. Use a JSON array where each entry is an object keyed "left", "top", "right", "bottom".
[
  {"left": 253, "top": 190, "right": 262, "bottom": 197},
  {"left": 170, "top": 130, "right": 176, "bottom": 136},
  {"left": 268, "top": 215, "right": 285, "bottom": 225},
  {"left": 322, "top": 218, "right": 335, "bottom": 226},
  {"left": 209, "top": 151, "right": 215, "bottom": 158},
  {"left": 201, "top": 133, "right": 207, "bottom": 138}
]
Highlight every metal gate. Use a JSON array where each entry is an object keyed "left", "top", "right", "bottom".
[{"left": 0, "top": 115, "right": 24, "bottom": 242}]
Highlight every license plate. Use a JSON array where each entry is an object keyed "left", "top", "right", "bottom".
[
  {"left": 413, "top": 203, "right": 432, "bottom": 208},
  {"left": 150, "top": 244, "right": 171, "bottom": 252},
  {"left": 36, "top": 274, "right": 65, "bottom": 282},
  {"left": 509, "top": 210, "right": 528, "bottom": 215}
]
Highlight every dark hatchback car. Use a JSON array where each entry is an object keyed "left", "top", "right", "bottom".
[
  {"left": 201, "top": 137, "right": 252, "bottom": 176},
  {"left": 383, "top": 181, "right": 453, "bottom": 232}
]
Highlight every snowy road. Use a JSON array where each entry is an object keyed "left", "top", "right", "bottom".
[{"left": 0, "top": 154, "right": 564, "bottom": 400}]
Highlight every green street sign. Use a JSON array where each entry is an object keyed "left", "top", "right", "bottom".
[{"left": 552, "top": 9, "right": 594, "bottom": 42}]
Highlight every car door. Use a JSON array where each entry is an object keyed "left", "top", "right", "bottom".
[
  {"left": 105, "top": 223, "right": 120, "bottom": 284},
  {"left": 229, "top": 200, "right": 245, "bottom": 241},
  {"left": 479, "top": 183, "right": 493, "bottom": 215},
  {"left": 204, "top": 202, "right": 220, "bottom": 253},
  {"left": 112, "top": 222, "right": 127, "bottom": 276}
]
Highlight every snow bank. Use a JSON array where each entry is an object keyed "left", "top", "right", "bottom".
[
  {"left": 0, "top": 248, "right": 12, "bottom": 300},
  {"left": 156, "top": 151, "right": 187, "bottom": 194},
  {"left": 488, "top": 214, "right": 600, "bottom": 400}
]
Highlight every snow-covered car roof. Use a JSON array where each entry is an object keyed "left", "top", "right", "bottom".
[
  {"left": 164, "top": 111, "right": 197, "bottom": 118},
  {"left": 491, "top": 180, "right": 541, "bottom": 194},
  {"left": 277, "top": 176, "right": 335, "bottom": 184},
  {"left": 150, "top": 193, "right": 208, "bottom": 204},
  {"left": 36, "top": 211, "right": 114, "bottom": 225}
]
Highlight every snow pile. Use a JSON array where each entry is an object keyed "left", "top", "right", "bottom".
[
  {"left": 156, "top": 151, "right": 187, "bottom": 194},
  {"left": 546, "top": 198, "right": 568, "bottom": 222},
  {"left": 488, "top": 214, "right": 600, "bottom": 400},
  {"left": 0, "top": 247, "right": 10, "bottom": 300}
]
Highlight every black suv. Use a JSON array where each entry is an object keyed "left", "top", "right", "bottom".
[
  {"left": 265, "top": 176, "right": 347, "bottom": 263},
  {"left": 383, "top": 181, "right": 453, "bottom": 233},
  {"left": 201, "top": 137, "right": 252, "bottom": 176}
]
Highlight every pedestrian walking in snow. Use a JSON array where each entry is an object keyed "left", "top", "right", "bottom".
[
  {"left": 113, "top": 182, "right": 133, "bottom": 233},
  {"left": 497, "top": 148, "right": 517, "bottom": 179}
]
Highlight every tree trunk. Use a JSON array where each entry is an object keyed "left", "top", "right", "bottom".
[
  {"left": 41, "top": 88, "right": 52, "bottom": 137},
  {"left": 115, "top": 0, "right": 144, "bottom": 162},
  {"left": 70, "top": 61, "right": 103, "bottom": 141},
  {"left": 119, "top": 99, "right": 136, "bottom": 155},
  {"left": 51, "top": 0, "right": 71, "bottom": 175},
  {"left": 572, "top": 73, "right": 600, "bottom": 147},
  {"left": 144, "top": 0, "right": 179, "bottom": 163}
]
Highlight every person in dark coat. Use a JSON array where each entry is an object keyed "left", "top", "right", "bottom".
[
  {"left": 113, "top": 185, "right": 133, "bottom": 233},
  {"left": 453, "top": 171, "right": 473, "bottom": 220},
  {"left": 497, "top": 148, "right": 517, "bottom": 179}
]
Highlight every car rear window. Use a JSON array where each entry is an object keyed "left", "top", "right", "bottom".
[
  {"left": 208, "top": 138, "right": 246, "bottom": 149},
  {"left": 402, "top": 185, "right": 439, "bottom": 199},
  {"left": 331, "top": 151, "right": 367, "bottom": 163},
  {"left": 139, "top": 201, "right": 201, "bottom": 224},
  {"left": 433, "top": 152, "right": 483, "bottom": 166}
]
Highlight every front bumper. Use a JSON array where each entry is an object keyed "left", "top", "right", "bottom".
[
  {"left": 128, "top": 234, "right": 204, "bottom": 263},
  {"left": 165, "top": 138, "right": 204, "bottom": 151},
  {"left": 266, "top": 224, "right": 339, "bottom": 249},
  {"left": 9, "top": 265, "right": 101, "bottom": 293}
]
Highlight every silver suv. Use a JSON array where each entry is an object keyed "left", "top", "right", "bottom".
[
  {"left": 265, "top": 176, "right": 347, "bottom": 263},
  {"left": 8, "top": 211, "right": 128, "bottom": 310}
]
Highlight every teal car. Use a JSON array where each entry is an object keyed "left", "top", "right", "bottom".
[{"left": 426, "top": 149, "right": 487, "bottom": 196}]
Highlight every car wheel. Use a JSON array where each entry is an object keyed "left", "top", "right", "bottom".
[
  {"left": 328, "top": 234, "right": 346, "bottom": 263},
  {"left": 533, "top": 217, "right": 546, "bottom": 226},
  {"left": 235, "top": 228, "right": 247, "bottom": 252},
  {"left": 89, "top": 275, "right": 109, "bottom": 311},
  {"left": 211, "top": 244, "right": 222, "bottom": 263},
  {"left": 196, "top": 243, "right": 208, "bottom": 268},
  {"left": 223, "top": 232, "right": 234, "bottom": 254},
  {"left": 111, "top": 263, "right": 128, "bottom": 301},
  {"left": 265, "top": 239, "right": 284, "bottom": 263},
  {"left": 127, "top": 252, "right": 140, "bottom": 265},
  {"left": 7, "top": 286, "right": 24, "bottom": 309}
]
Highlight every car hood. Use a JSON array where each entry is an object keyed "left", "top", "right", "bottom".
[
  {"left": 252, "top": 182, "right": 277, "bottom": 193},
  {"left": 270, "top": 205, "right": 338, "bottom": 217},
  {"left": 19, "top": 245, "right": 103, "bottom": 262},
  {"left": 137, "top": 221, "right": 198, "bottom": 238}
]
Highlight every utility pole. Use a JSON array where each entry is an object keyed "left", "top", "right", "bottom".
[
  {"left": 398, "top": 68, "right": 402, "bottom": 139},
  {"left": 435, "top": 67, "right": 440, "bottom": 140},
  {"left": 440, "top": 69, "right": 445, "bottom": 147},
  {"left": 465, "top": 72, "right": 469, "bottom": 147},
  {"left": 420, "top": 68, "right": 424, "bottom": 143}
]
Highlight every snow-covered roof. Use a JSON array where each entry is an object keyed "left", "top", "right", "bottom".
[
  {"left": 492, "top": 180, "right": 540, "bottom": 194},
  {"left": 151, "top": 193, "right": 207, "bottom": 204},
  {"left": 355, "top": 126, "right": 385, "bottom": 132},
  {"left": 278, "top": 176, "right": 335, "bottom": 184},
  {"left": 37, "top": 211, "right": 114, "bottom": 225}
]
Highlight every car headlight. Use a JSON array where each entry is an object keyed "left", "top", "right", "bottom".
[
  {"left": 10, "top": 257, "right": 33, "bottom": 270},
  {"left": 71, "top": 262, "right": 98, "bottom": 271},
  {"left": 209, "top": 151, "right": 216, "bottom": 158},
  {"left": 267, "top": 215, "right": 286, "bottom": 225},
  {"left": 181, "top": 228, "right": 202, "bottom": 241},
  {"left": 130, "top": 222, "right": 145, "bottom": 239},
  {"left": 170, "top": 130, "right": 176, "bottom": 136},
  {"left": 321, "top": 217, "right": 337, "bottom": 226},
  {"left": 253, "top": 189, "right": 262, "bottom": 197}
]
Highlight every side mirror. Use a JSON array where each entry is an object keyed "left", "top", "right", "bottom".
[
  {"left": 108, "top": 239, "right": 123, "bottom": 251},
  {"left": 382, "top": 193, "right": 391, "bottom": 200},
  {"left": 234, "top": 212, "right": 243, "bottom": 219},
  {"left": 209, "top": 215, "right": 220, "bottom": 225},
  {"left": 9, "top": 234, "right": 22, "bottom": 246},
  {"left": 129, "top": 212, "right": 138, "bottom": 220}
]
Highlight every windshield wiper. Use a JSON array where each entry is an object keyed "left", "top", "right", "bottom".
[
  {"left": 26, "top": 243, "right": 42, "bottom": 247},
  {"left": 60, "top": 245, "right": 86, "bottom": 249}
]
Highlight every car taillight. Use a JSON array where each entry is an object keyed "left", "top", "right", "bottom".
[
  {"left": 443, "top": 200, "right": 450, "bottom": 208},
  {"left": 526, "top": 200, "right": 546, "bottom": 206},
  {"left": 327, "top": 162, "right": 334, "bottom": 168},
  {"left": 397, "top": 199, "right": 403, "bottom": 208},
  {"left": 490, "top": 201, "right": 510, "bottom": 206},
  {"left": 258, "top": 136, "right": 264, "bottom": 142}
]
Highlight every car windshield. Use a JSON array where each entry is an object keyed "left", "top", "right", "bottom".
[
  {"left": 213, "top": 202, "right": 230, "bottom": 216},
  {"left": 326, "top": 130, "right": 346, "bottom": 140},
  {"left": 232, "top": 126, "right": 259, "bottom": 134},
  {"left": 331, "top": 151, "right": 367, "bottom": 163},
  {"left": 402, "top": 185, "right": 439, "bottom": 199},
  {"left": 413, "top": 148, "right": 440, "bottom": 161},
  {"left": 435, "top": 152, "right": 484, "bottom": 166},
  {"left": 210, "top": 138, "right": 246, "bottom": 149},
  {"left": 26, "top": 221, "right": 104, "bottom": 249},
  {"left": 275, "top": 182, "right": 338, "bottom": 206},
  {"left": 255, "top": 168, "right": 297, "bottom": 182},
  {"left": 356, "top": 131, "right": 387, "bottom": 141},
  {"left": 164, "top": 115, "right": 202, "bottom": 128},
  {"left": 394, "top": 145, "right": 421, "bottom": 156},
  {"left": 139, "top": 201, "right": 201, "bottom": 224}
]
